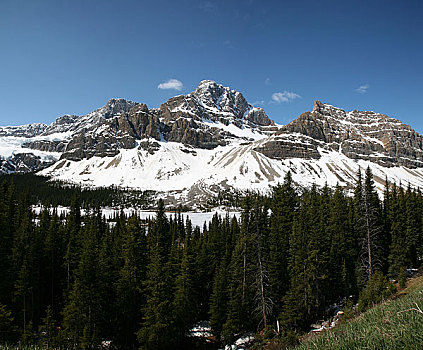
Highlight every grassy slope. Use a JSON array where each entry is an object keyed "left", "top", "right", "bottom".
[{"left": 296, "top": 276, "right": 423, "bottom": 350}]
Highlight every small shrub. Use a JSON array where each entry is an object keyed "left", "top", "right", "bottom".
[
  {"left": 21, "top": 321, "right": 37, "bottom": 345},
  {"left": 341, "top": 297, "right": 357, "bottom": 320},
  {"left": 399, "top": 270, "right": 407, "bottom": 289},
  {"left": 0, "top": 304, "right": 19, "bottom": 343},
  {"left": 358, "top": 271, "right": 397, "bottom": 312}
]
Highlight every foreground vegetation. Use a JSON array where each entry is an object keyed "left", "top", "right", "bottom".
[
  {"left": 0, "top": 167, "right": 422, "bottom": 349},
  {"left": 295, "top": 274, "right": 423, "bottom": 349}
]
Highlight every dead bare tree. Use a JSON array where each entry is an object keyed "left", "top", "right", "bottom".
[
  {"left": 253, "top": 204, "right": 273, "bottom": 331},
  {"left": 357, "top": 167, "right": 382, "bottom": 283}
]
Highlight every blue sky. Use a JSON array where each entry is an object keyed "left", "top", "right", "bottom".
[{"left": 1, "top": 0, "right": 422, "bottom": 131}]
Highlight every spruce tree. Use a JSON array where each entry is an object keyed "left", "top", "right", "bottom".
[
  {"left": 44, "top": 210, "right": 66, "bottom": 321},
  {"left": 327, "top": 185, "right": 357, "bottom": 300},
  {"left": 388, "top": 184, "right": 408, "bottom": 277},
  {"left": 115, "top": 214, "right": 147, "bottom": 348},
  {"left": 0, "top": 182, "right": 16, "bottom": 309},
  {"left": 209, "top": 256, "right": 229, "bottom": 342},
  {"left": 280, "top": 186, "right": 330, "bottom": 330},
  {"left": 138, "top": 201, "right": 173, "bottom": 350},
  {"left": 223, "top": 196, "right": 256, "bottom": 341},
  {"left": 64, "top": 194, "right": 82, "bottom": 292},
  {"left": 405, "top": 186, "right": 421, "bottom": 267},
  {"left": 173, "top": 236, "right": 196, "bottom": 343},
  {"left": 12, "top": 200, "right": 37, "bottom": 334},
  {"left": 268, "top": 172, "right": 296, "bottom": 320},
  {"left": 62, "top": 214, "right": 106, "bottom": 348}
]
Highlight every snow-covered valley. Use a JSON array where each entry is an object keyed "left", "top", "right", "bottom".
[{"left": 32, "top": 205, "right": 241, "bottom": 229}]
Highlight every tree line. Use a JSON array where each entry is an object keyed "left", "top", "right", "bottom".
[
  {"left": 0, "top": 174, "right": 153, "bottom": 208},
  {"left": 0, "top": 167, "right": 422, "bottom": 349}
]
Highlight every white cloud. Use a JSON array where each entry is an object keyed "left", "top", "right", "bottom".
[
  {"left": 265, "top": 78, "right": 270, "bottom": 85},
  {"left": 157, "top": 79, "right": 183, "bottom": 91},
  {"left": 271, "top": 91, "right": 301, "bottom": 103},
  {"left": 252, "top": 100, "right": 265, "bottom": 106},
  {"left": 355, "top": 84, "right": 369, "bottom": 94},
  {"left": 199, "top": 1, "right": 216, "bottom": 12}
]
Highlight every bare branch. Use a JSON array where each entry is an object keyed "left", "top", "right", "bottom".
[{"left": 397, "top": 303, "right": 423, "bottom": 315}]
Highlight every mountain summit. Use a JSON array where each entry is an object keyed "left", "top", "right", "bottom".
[{"left": 1, "top": 81, "right": 423, "bottom": 205}]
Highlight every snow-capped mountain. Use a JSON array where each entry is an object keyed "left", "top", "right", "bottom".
[{"left": 2, "top": 80, "right": 423, "bottom": 205}]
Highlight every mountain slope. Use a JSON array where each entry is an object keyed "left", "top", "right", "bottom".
[
  {"left": 2, "top": 80, "right": 423, "bottom": 205},
  {"left": 257, "top": 100, "right": 423, "bottom": 168}
]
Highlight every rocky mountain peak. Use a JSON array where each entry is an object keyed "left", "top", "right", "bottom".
[
  {"left": 192, "top": 80, "right": 248, "bottom": 119},
  {"left": 16, "top": 81, "right": 276, "bottom": 163},
  {"left": 41, "top": 98, "right": 140, "bottom": 137},
  {"left": 195, "top": 79, "right": 219, "bottom": 91},
  {"left": 96, "top": 98, "right": 139, "bottom": 119},
  {"left": 159, "top": 80, "right": 273, "bottom": 129},
  {"left": 312, "top": 100, "right": 324, "bottom": 113},
  {"left": 311, "top": 100, "right": 346, "bottom": 118}
]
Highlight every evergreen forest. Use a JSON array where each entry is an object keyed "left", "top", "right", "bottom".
[
  {"left": 0, "top": 174, "right": 153, "bottom": 208},
  {"left": 0, "top": 167, "right": 422, "bottom": 349}
]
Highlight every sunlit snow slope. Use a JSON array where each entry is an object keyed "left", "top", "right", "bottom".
[{"left": 39, "top": 137, "right": 423, "bottom": 206}]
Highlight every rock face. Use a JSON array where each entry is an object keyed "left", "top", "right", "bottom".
[
  {"left": 256, "top": 100, "right": 423, "bottom": 168},
  {"left": 0, "top": 123, "right": 47, "bottom": 138},
  {"left": 43, "top": 98, "right": 139, "bottom": 136},
  {"left": 0, "top": 153, "right": 55, "bottom": 174},
  {"left": 0, "top": 81, "right": 273, "bottom": 174},
  {"left": 24, "top": 81, "right": 274, "bottom": 160},
  {"left": 157, "top": 80, "right": 273, "bottom": 149}
]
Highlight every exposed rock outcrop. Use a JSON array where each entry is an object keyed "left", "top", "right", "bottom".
[
  {"left": 256, "top": 101, "right": 423, "bottom": 168},
  {"left": 38, "top": 81, "right": 274, "bottom": 160},
  {"left": 0, "top": 153, "right": 55, "bottom": 174}
]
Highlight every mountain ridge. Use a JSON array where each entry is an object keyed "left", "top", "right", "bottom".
[{"left": 1, "top": 80, "right": 423, "bottom": 205}]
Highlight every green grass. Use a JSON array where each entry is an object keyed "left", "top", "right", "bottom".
[{"left": 295, "top": 276, "right": 423, "bottom": 350}]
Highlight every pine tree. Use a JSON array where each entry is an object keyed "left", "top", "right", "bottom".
[
  {"left": 0, "top": 182, "right": 16, "bottom": 313},
  {"left": 138, "top": 201, "right": 174, "bottom": 350},
  {"left": 361, "top": 167, "right": 383, "bottom": 281},
  {"left": 223, "top": 196, "right": 256, "bottom": 341},
  {"left": 268, "top": 172, "right": 296, "bottom": 319},
  {"left": 405, "top": 186, "right": 421, "bottom": 267},
  {"left": 12, "top": 199, "right": 36, "bottom": 334},
  {"left": 44, "top": 210, "right": 66, "bottom": 321},
  {"left": 327, "top": 186, "right": 357, "bottom": 300},
  {"left": 38, "top": 305, "right": 58, "bottom": 349},
  {"left": 209, "top": 256, "right": 229, "bottom": 342},
  {"left": 64, "top": 194, "right": 82, "bottom": 292},
  {"left": 62, "top": 214, "right": 106, "bottom": 348},
  {"left": 137, "top": 241, "right": 172, "bottom": 349},
  {"left": 115, "top": 214, "right": 147, "bottom": 348},
  {"left": 173, "top": 236, "right": 196, "bottom": 343},
  {"left": 388, "top": 184, "right": 408, "bottom": 277},
  {"left": 280, "top": 186, "right": 330, "bottom": 330}
]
